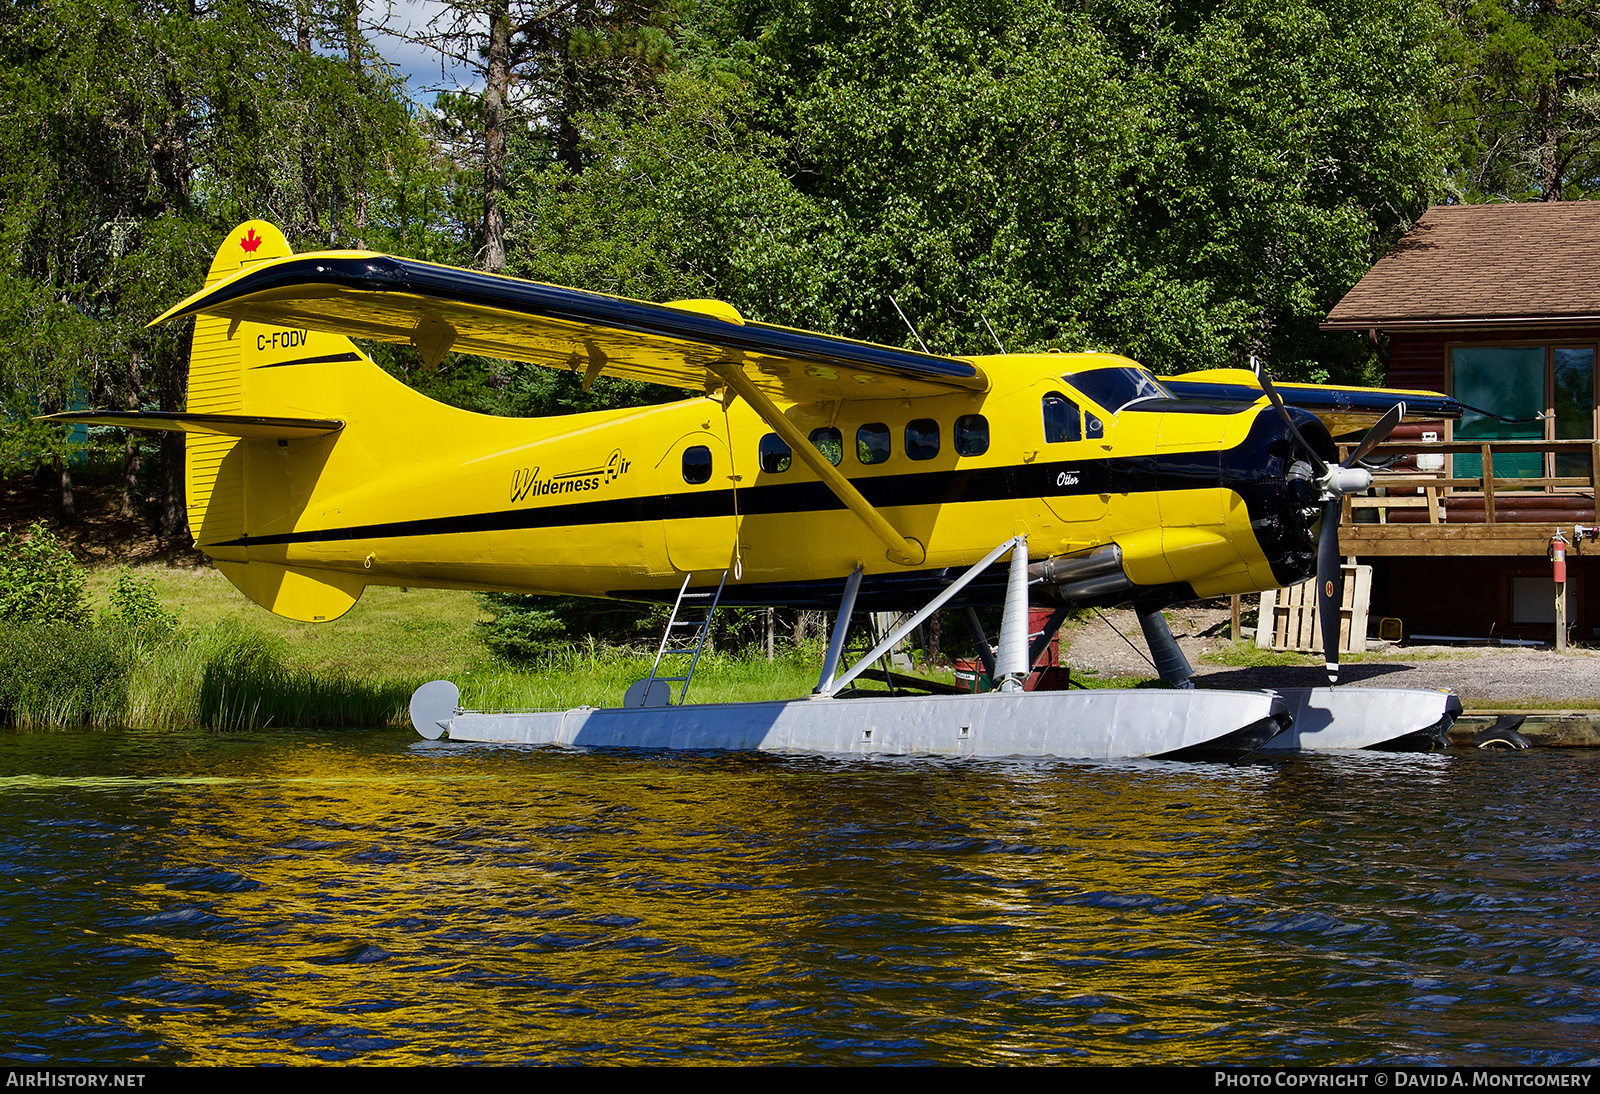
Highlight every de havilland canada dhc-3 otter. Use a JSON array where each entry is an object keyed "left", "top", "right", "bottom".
[{"left": 51, "top": 221, "right": 1467, "bottom": 759}]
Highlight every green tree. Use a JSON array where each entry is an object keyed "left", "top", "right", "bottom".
[
  {"left": 0, "top": 0, "right": 453, "bottom": 535},
  {"left": 1108, "top": 0, "right": 1450, "bottom": 380},
  {"left": 502, "top": 0, "right": 1448, "bottom": 382},
  {"left": 1442, "top": 0, "right": 1600, "bottom": 202},
  {"left": 391, "top": 0, "right": 677, "bottom": 269}
]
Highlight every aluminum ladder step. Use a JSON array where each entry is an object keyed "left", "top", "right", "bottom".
[{"left": 643, "top": 571, "right": 728, "bottom": 705}]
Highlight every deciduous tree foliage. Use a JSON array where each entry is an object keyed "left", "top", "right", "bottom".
[
  {"left": 0, "top": 0, "right": 453, "bottom": 529},
  {"left": 1442, "top": 0, "right": 1600, "bottom": 202},
  {"left": 3, "top": 0, "right": 1590, "bottom": 568},
  {"left": 506, "top": 0, "right": 1448, "bottom": 384}
]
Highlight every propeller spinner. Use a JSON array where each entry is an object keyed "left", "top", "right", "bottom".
[{"left": 1253, "top": 361, "right": 1404, "bottom": 685}]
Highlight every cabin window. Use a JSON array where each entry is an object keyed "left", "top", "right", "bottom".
[
  {"left": 759, "top": 433, "right": 792, "bottom": 473},
  {"left": 955, "top": 414, "right": 989, "bottom": 456},
  {"left": 905, "top": 418, "right": 940, "bottom": 460},
  {"left": 1087, "top": 412, "right": 1104, "bottom": 440},
  {"left": 810, "top": 426, "right": 844, "bottom": 466},
  {"left": 1043, "top": 393, "right": 1080, "bottom": 443},
  {"left": 682, "top": 445, "right": 713, "bottom": 484},
  {"left": 856, "top": 423, "right": 891, "bottom": 465}
]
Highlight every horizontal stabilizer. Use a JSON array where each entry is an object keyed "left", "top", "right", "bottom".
[{"left": 40, "top": 410, "right": 343, "bottom": 440}]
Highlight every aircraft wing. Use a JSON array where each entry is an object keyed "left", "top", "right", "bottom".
[
  {"left": 1164, "top": 369, "right": 1462, "bottom": 436},
  {"left": 154, "top": 252, "right": 989, "bottom": 403}
]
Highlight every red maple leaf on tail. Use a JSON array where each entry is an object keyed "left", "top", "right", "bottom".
[{"left": 240, "top": 228, "right": 262, "bottom": 253}]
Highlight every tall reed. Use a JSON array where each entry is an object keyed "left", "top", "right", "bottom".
[
  {"left": 0, "top": 619, "right": 414, "bottom": 730},
  {"left": 126, "top": 621, "right": 414, "bottom": 729},
  {"left": 0, "top": 623, "right": 134, "bottom": 728}
]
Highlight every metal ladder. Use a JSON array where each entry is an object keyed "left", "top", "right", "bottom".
[{"left": 644, "top": 571, "right": 728, "bottom": 705}]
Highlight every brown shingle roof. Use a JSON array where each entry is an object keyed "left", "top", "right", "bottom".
[{"left": 1322, "top": 201, "right": 1600, "bottom": 330}]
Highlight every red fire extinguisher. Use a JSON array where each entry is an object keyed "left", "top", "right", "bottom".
[{"left": 1551, "top": 529, "right": 1569, "bottom": 583}]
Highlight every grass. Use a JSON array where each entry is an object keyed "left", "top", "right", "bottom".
[
  {"left": 1068, "top": 666, "right": 1163, "bottom": 689},
  {"left": 82, "top": 565, "right": 493, "bottom": 681},
  {"left": 1464, "top": 700, "right": 1600, "bottom": 713},
  {"left": 458, "top": 643, "right": 835, "bottom": 712},
  {"left": 1199, "top": 640, "right": 1478, "bottom": 668},
  {"left": 1199, "top": 643, "right": 1319, "bottom": 669},
  {"left": 17, "top": 563, "right": 951, "bottom": 729}
]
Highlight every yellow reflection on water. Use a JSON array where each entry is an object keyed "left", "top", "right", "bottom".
[{"left": 6, "top": 735, "right": 1488, "bottom": 1064}]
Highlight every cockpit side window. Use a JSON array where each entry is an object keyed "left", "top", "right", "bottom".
[
  {"left": 1043, "top": 393, "right": 1081, "bottom": 443},
  {"left": 1067, "top": 367, "right": 1172, "bottom": 414}
]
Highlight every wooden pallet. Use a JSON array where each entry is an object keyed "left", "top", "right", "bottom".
[{"left": 1258, "top": 564, "right": 1371, "bottom": 654}]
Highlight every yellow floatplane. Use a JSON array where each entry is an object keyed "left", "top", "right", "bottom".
[{"left": 51, "top": 222, "right": 1464, "bottom": 758}]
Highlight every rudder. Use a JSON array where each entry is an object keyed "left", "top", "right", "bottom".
[{"left": 185, "top": 221, "right": 368, "bottom": 622}]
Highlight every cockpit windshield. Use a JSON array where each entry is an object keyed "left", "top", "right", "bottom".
[{"left": 1066, "top": 367, "right": 1173, "bottom": 413}]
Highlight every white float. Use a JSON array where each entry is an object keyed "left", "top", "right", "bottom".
[{"left": 1257, "top": 687, "right": 1460, "bottom": 751}]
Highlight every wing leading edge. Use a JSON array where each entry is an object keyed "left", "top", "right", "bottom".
[
  {"left": 1165, "top": 368, "right": 1462, "bottom": 436},
  {"left": 154, "top": 252, "right": 989, "bottom": 404}
]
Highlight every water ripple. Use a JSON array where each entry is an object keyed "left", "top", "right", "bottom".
[{"left": 2, "top": 728, "right": 1599, "bottom": 1063}]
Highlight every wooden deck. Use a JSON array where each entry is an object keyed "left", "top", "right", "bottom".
[{"left": 1337, "top": 439, "right": 1597, "bottom": 556}]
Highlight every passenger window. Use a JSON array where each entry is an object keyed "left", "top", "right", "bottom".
[
  {"left": 682, "top": 445, "right": 712, "bottom": 484},
  {"left": 856, "top": 423, "right": 891, "bottom": 465},
  {"left": 759, "top": 433, "right": 791, "bottom": 473},
  {"left": 809, "top": 427, "right": 843, "bottom": 466},
  {"left": 1043, "top": 393, "right": 1081, "bottom": 443},
  {"left": 905, "top": 418, "right": 940, "bottom": 460},
  {"left": 955, "top": 414, "right": 989, "bottom": 457}
]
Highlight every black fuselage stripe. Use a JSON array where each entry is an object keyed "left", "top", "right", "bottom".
[
  {"left": 204, "top": 447, "right": 1245, "bottom": 549},
  {"left": 250, "top": 352, "right": 363, "bottom": 370}
]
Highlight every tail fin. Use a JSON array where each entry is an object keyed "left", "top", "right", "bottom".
[{"left": 185, "top": 222, "right": 367, "bottom": 622}]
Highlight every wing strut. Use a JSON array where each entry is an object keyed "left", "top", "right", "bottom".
[{"left": 706, "top": 358, "right": 926, "bottom": 567}]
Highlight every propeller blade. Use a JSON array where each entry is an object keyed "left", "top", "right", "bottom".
[
  {"left": 1252, "top": 360, "right": 1328, "bottom": 474},
  {"left": 1342, "top": 401, "right": 1406, "bottom": 469},
  {"left": 1317, "top": 497, "right": 1344, "bottom": 685}
]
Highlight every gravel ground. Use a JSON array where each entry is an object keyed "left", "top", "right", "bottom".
[{"left": 1060, "top": 601, "right": 1600, "bottom": 707}]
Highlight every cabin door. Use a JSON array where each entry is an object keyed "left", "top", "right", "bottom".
[
  {"left": 1032, "top": 381, "right": 1111, "bottom": 524},
  {"left": 662, "top": 430, "right": 741, "bottom": 576}
]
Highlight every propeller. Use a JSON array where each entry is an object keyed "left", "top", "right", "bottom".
[{"left": 1252, "top": 360, "right": 1404, "bottom": 685}]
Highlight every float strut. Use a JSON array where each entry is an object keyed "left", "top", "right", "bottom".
[
  {"left": 994, "top": 536, "right": 1030, "bottom": 691},
  {"left": 816, "top": 566, "right": 864, "bottom": 694},
  {"left": 820, "top": 537, "right": 1025, "bottom": 698},
  {"left": 961, "top": 608, "right": 996, "bottom": 682},
  {"left": 1135, "top": 602, "right": 1195, "bottom": 690}
]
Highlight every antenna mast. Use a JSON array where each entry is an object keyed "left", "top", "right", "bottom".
[{"left": 889, "top": 295, "right": 931, "bottom": 354}]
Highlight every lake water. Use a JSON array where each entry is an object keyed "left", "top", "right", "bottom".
[{"left": 1, "top": 727, "right": 1598, "bottom": 1065}]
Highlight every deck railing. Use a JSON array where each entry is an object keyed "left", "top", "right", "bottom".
[{"left": 1337, "top": 439, "right": 1599, "bottom": 526}]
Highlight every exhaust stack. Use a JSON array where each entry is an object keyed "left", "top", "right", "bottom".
[{"left": 1030, "top": 544, "right": 1134, "bottom": 603}]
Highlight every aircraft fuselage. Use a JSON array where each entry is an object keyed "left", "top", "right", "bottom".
[{"left": 198, "top": 344, "right": 1329, "bottom": 613}]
